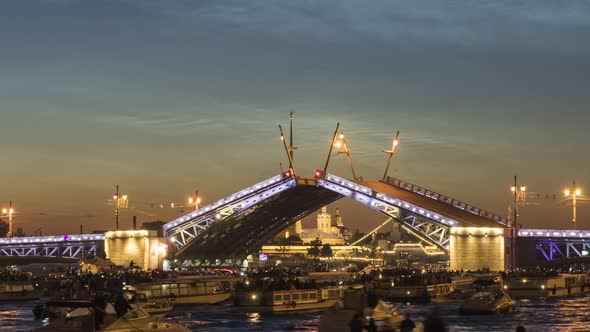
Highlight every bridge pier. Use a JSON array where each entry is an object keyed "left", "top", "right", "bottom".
[{"left": 449, "top": 227, "right": 511, "bottom": 271}]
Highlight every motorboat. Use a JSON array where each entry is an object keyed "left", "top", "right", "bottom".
[
  {"left": 32, "top": 306, "right": 190, "bottom": 331},
  {"left": 319, "top": 288, "right": 423, "bottom": 332},
  {"left": 129, "top": 292, "right": 173, "bottom": 318},
  {"left": 33, "top": 291, "right": 172, "bottom": 320},
  {"left": 459, "top": 289, "right": 516, "bottom": 314}
]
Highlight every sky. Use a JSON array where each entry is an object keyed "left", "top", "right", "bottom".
[{"left": 0, "top": 0, "right": 589, "bottom": 235}]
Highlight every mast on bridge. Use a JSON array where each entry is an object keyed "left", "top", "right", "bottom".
[{"left": 382, "top": 131, "right": 400, "bottom": 182}]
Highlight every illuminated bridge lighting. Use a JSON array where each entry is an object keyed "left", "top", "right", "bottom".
[
  {"left": 0, "top": 234, "right": 105, "bottom": 245},
  {"left": 517, "top": 229, "right": 590, "bottom": 238},
  {"left": 163, "top": 174, "right": 285, "bottom": 230},
  {"left": 163, "top": 174, "right": 298, "bottom": 248}
]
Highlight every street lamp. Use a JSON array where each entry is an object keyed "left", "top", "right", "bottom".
[
  {"left": 330, "top": 131, "right": 358, "bottom": 180},
  {"left": 187, "top": 190, "right": 202, "bottom": 211},
  {"left": 564, "top": 181, "right": 582, "bottom": 228},
  {"left": 1, "top": 201, "right": 15, "bottom": 238},
  {"left": 509, "top": 176, "right": 526, "bottom": 228},
  {"left": 169, "top": 236, "right": 177, "bottom": 271},
  {"left": 382, "top": 131, "right": 400, "bottom": 181},
  {"left": 112, "top": 185, "right": 129, "bottom": 231}
]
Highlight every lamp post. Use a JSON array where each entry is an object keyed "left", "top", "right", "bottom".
[
  {"left": 564, "top": 181, "right": 582, "bottom": 229},
  {"left": 330, "top": 131, "right": 358, "bottom": 180},
  {"left": 510, "top": 176, "right": 526, "bottom": 228},
  {"left": 187, "top": 190, "right": 202, "bottom": 211},
  {"left": 112, "top": 185, "right": 128, "bottom": 231},
  {"left": 169, "top": 236, "right": 176, "bottom": 271},
  {"left": 382, "top": 131, "right": 400, "bottom": 181},
  {"left": 1, "top": 201, "right": 15, "bottom": 238}
]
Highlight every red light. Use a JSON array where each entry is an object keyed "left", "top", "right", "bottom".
[
  {"left": 315, "top": 170, "right": 324, "bottom": 178},
  {"left": 282, "top": 170, "right": 291, "bottom": 178}
]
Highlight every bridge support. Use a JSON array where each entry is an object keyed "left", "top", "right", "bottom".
[{"left": 449, "top": 227, "right": 507, "bottom": 271}]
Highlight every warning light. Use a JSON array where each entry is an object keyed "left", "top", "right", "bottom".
[
  {"left": 282, "top": 170, "right": 292, "bottom": 178},
  {"left": 314, "top": 170, "right": 324, "bottom": 179}
]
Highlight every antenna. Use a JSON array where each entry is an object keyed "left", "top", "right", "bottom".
[
  {"left": 323, "top": 123, "right": 340, "bottom": 174},
  {"left": 289, "top": 112, "right": 294, "bottom": 169},
  {"left": 279, "top": 125, "right": 297, "bottom": 177},
  {"left": 323, "top": 124, "right": 359, "bottom": 180}
]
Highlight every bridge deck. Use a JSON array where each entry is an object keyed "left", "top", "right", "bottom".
[
  {"left": 360, "top": 180, "right": 504, "bottom": 228},
  {"left": 178, "top": 184, "right": 341, "bottom": 260}
]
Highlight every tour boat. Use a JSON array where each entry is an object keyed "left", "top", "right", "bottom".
[
  {"left": 0, "top": 281, "right": 40, "bottom": 301},
  {"left": 125, "top": 279, "right": 230, "bottom": 305},
  {"left": 459, "top": 289, "right": 516, "bottom": 314},
  {"left": 231, "top": 286, "right": 357, "bottom": 313}
]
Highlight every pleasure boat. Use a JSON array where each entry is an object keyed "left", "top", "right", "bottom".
[
  {"left": 459, "top": 289, "right": 516, "bottom": 314},
  {"left": 231, "top": 286, "right": 357, "bottom": 313},
  {"left": 125, "top": 279, "right": 230, "bottom": 305}
]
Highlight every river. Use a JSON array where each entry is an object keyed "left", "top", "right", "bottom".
[{"left": 1, "top": 295, "right": 589, "bottom": 331}]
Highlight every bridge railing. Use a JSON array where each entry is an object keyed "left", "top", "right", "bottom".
[{"left": 384, "top": 176, "right": 508, "bottom": 226}]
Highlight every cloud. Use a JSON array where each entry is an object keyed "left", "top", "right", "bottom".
[{"left": 135, "top": 0, "right": 590, "bottom": 52}]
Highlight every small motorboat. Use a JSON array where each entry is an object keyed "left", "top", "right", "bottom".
[
  {"left": 319, "top": 288, "right": 423, "bottom": 332},
  {"left": 32, "top": 306, "right": 190, "bottom": 331},
  {"left": 459, "top": 289, "right": 516, "bottom": 314}
]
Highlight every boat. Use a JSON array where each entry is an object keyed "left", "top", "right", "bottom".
[
  {"left": 231, "top": 286, "right": 355, "bottom": 313},
  {"left": 459, "top": 289, "right": 516, "bottom": 314},
  {"left": 0, "top": 281, "right": 40, "bottom": 301},
  {"left": 33, "top": 290, "right": 173, "bottom": 320},
  {"left": 125, "top": 279, "right": 230, "bottom": 305},
  {"left": 128, "top": 291, "right": 173, "bottom": 318},
  {"left": 32, "top": 306, "right": 190, "bottom": 331},
  {"left": 319, "top": 288, "right": 424, "bottom": 331},
  {"left": 502, "top": 273, "right": 590, "bottom": 298},
  {"left": 33, "top": 300, "right": 98, "bottom": 320}
]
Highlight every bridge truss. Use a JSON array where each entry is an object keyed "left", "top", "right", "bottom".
[
  {"left": 164, "top": 173, "right": 299, "bottom": 253},
  {"left": 316, "top": 173, "right": 459, "bottom": 250},
  {"left": 518, "top": 229, "right": 590, "bottom": 261},
  {"left": 0, "top": 234, "right": 104, "bottom": 258}
]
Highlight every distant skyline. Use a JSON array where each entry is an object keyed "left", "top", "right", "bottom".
[{"left": 1, "top": 1, "right": 589, "bottom": 235}]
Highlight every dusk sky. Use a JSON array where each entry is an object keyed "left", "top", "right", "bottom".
[{"left": 1, "top": 1, "right": 589, "bottom": 235}]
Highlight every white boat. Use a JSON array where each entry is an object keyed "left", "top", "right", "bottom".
[
  {"left": 231, "top": 286, "right": 355, "bottom": 313},
  {"left": 32, "top": 306, "right": 190, "bottom": 331},
  {"left": 126, "top": 279, "right": 229, "bottom": 305},
  {"left": 34, "top": 291, "right": 173, "bottom": 321},
  {"left": 459, "top": 289, "right": 516, "bottom": 314}
]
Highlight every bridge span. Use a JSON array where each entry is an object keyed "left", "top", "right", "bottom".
[{"left": 162, "top": 170, "right": 514, "bottom": 270}]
